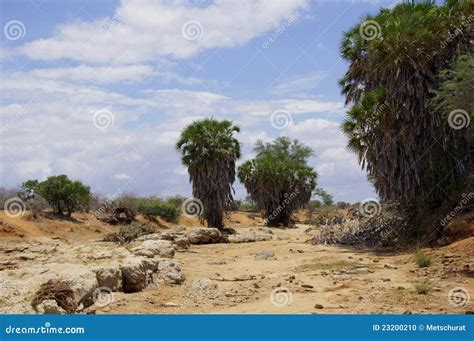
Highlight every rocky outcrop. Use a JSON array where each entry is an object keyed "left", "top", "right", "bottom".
[
  {"left": 120, "top": 257, "right": 149, "bottom": 293},
  {"left": 132, "top": 240, "right": 175, "bottom": 258},
  {"left": 187, "top": 228, "right": 228, "bottom": 245}
]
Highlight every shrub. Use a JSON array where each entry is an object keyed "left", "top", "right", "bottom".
[
  {"left": 135, "top": 197, "right": 180, "bottom": 223},
  {"left": 414, "top": 280, "right": 433, "bottom": 295},
  {"left": 103, "top": 222, "right": 155, "bottom": 243},
  {"left": 414, "top": 250, "right": 432, "bottom": 268},
  {"left": 22, "top": 175, "right": 90, "bottom": 216}
]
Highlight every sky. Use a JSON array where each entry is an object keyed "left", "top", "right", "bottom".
[{"left": 0, "top": 0, "right": 398, "bottom": 203}]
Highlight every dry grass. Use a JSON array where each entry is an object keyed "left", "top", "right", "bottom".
[
  {"left": 414, "top": 250, "right": 432, "bottom": 268},
  {"left": 413, "top": 280, "right": 434, "bottom": 295},
  {"left": 294, "top": 259, "right": 361, "bottom": 272},
  {"left": 31, "top": 279, "right": 76, "bottom": 314}
]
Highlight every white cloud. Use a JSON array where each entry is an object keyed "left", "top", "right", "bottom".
[
  {"left": 28, "top": 65, "right": 155, "bottom": 84},
  {"left": 19, "top": 0, "right": 308, "bottom": 65},
  {"left": 0, "top": 71, "right": 371, "bottom": 202},
  {"left": 270, "top": 72, "right": 327, "bottom": 95},
  {"left": 115, "top": 173, "right": 131, "bottom": 180}
]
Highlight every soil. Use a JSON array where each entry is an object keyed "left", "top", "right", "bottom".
[{"left": 0, "top": 210, "right": 472, "bottom": 314}]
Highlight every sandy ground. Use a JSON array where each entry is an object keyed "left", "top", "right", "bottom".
[{"left": 0, "top": 211, "right": 472, "bottom": 314}]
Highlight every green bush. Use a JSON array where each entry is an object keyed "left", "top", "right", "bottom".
[
  {"left": 135, "top": 197, "right": 180, "bottom": 223},
  {"left": 22, "top": 175, "right": 90, "bottom": 215},
  {"left": 414, "top": 250, "right": 432, "bottom": 268}
]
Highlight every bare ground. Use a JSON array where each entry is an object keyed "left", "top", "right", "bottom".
[{"left": 0, "top": 211, "right": 472, "bottom": 314}]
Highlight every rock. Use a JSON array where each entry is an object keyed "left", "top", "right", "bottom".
[
  {"left": 157, "top": 259, "right": 184, "bottom": 285},
  {"left": 60, "top": 268, "right": 99, "bottom": 309},
  {"left": 314, "top": 304, "right": 324, "bottom": 309},
  {"left": 188, "top": 278, "right": 218, "bottom": 296},
  {"left": 228, "top": 234, "right": 272, "bottom": 243},
  {"left": 37, "top": 299, "right": 67, "bottom": 314},
  {"left": 301, "top": 284, "right": 314, "bottom": 289},
  {"left": 255, "top": 249, "right": 274, "bottom": 260},
  {"left": 162, "top": 302, "right": 180, "bottom": 307},
  {"left": 94, "top": 267, "right": 122, "bottom": 291},
  {"left": 132, "top": 240, "right": 175, "bottom": 258},
  {"left": 174, "top": 237, "right": 190, "bottom": 249},
  {"left": 207, "top": 260, "right": 227, "bottom": 265},
  {"left": 136, "top": 233, "right": 162, "bottom": 241},
  {"left": 121, "top": 257, "right": 147, "bottom": 293},
  {"left": 344, "top": 267, "right": 369, "bottom": 274},
  {"left": 188, "top": 228, "right": 228, "bottom": 245}
]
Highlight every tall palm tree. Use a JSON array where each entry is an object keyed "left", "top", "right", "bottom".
[
  {"left": 340, "top": 0, "right": 473, "bottom": 213},
  {"left": 176, "top": 119, "right": 241, "bottom": 230}
]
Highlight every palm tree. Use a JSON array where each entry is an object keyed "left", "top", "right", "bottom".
[
  {"left": 340, "top": 0, "right": 473, "bottom": 214},
  {"left": 176, "top": 119, "right": 241, "bottom": 230},
  {"left": 238, "top": 137, "right": 317, "bottom": 227}
]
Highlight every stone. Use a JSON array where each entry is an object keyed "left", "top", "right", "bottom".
[
  {"left": 228, "top": 234, "right": 272, "bottom": 243},
  {"left": 314, "top": 304, "right": 324, "bottom": 309},
  {"left": 37, "top": 299, "right": 67, "bottom": 314},
  {"left": 136, "top": 233, "right": 162, "bottom": 241},
  {"left": 207, "top": 260, "right": 227, "bottom": 265},
  {"left": 255, "top": 249, "right": 274, "bottom": 260},
  {"left": 157, "top": 259, "right": 184, "bottom": 285},
  {"left": 174, "top": 237, "right": 191, "bottom": 249},
  {"left": 188, "top": 278, "right": 218, "bottom": 296},
  {"left": 188, "top": 228, "right": 228, "bottom": 245},
  {"left": 94, "top": 267, "right": 122, "bottom": 291},
  {"left": 132, "top": 240, "right": 175, "bottom": 258},
  {"left": 121, "top": 257, "right": 147, "bottom": 293}
]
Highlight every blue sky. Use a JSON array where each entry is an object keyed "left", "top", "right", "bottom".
[{"left": 0, "top": 0, "right": 397, "bottom": 202}]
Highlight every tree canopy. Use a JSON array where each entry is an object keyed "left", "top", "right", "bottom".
[
  {"left": 23, "top": 175, "right": 90, "bottom": 215},
  {"left": 340, "top": 0, "right": 473, "bottom": 223},
  {"left": 238, "top": 136, "right": 317, "bottom": 227},
  {"left": 176, "top": 118, "right": 241, "bottom": 230}
]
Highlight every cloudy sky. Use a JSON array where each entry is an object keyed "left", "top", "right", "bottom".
[{"left": 0, "top": 0, "right": 395, "bottom": 202}]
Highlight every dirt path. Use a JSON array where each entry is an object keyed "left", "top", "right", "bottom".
[{"left": 101, "top": 225, "right": 473, "bottom": 314}]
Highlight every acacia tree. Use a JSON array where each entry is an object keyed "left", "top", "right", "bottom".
[
  {"left": 176, "top": 119, "right": 241, "bottom": 230},
  {"left": 339, "top": 0, "right": 473, "bottom": 219},
  {"left": 238, "top": 137, "right": 317, "bottom": 227},
  {"left": 23, "top": 175, "right": 90, "bottom": 216}
]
